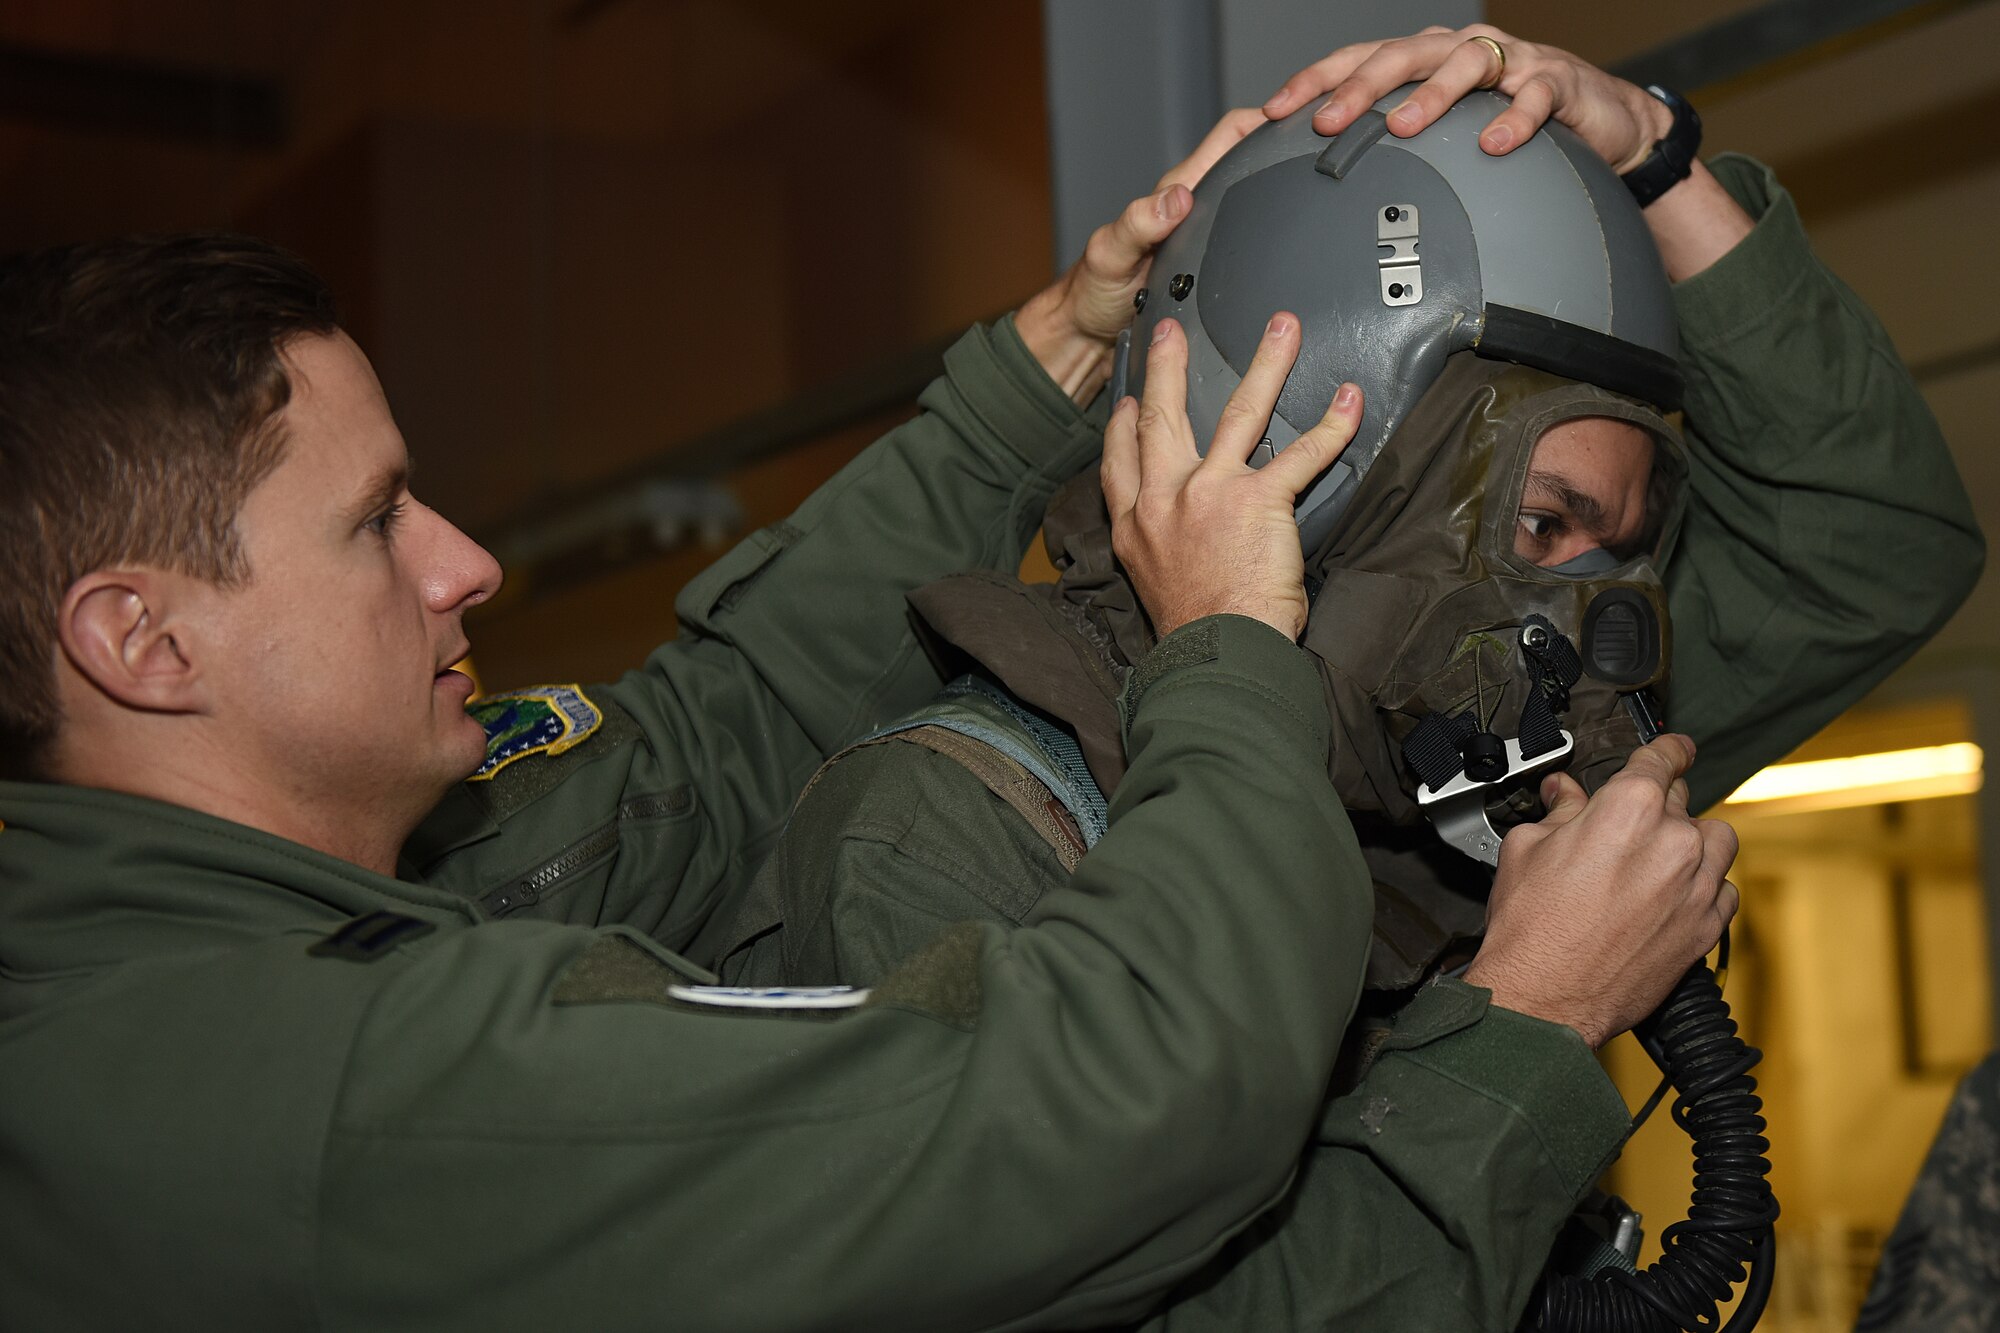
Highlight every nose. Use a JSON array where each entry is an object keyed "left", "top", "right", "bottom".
[{"left": 415, "top": 502, "right": 505, "bottom": 611}]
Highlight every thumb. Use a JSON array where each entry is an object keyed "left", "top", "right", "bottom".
[
  {"left": 1083, "top": 185, "right": 1188, "bottom": 287},
  {"left": 1539, "top": 772, "right": 1588, "bottom": 827}
]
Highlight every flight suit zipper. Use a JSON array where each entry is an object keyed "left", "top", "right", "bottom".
[{"left": 479, "top": 789, "right": 689, "bottom": 918}]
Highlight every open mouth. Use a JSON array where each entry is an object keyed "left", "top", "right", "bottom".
[{"left": 434, "top": 643, "right": 476, "bottom": 694}]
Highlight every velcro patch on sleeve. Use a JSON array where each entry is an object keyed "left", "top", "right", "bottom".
[
  {"left": 863, "top": 921, "right": 986, "bottom": 1029},
  {"left": 551, "top": 933, "right": 702, "bottom": 1005},
  {"left": 467, "top": 684, "right": 602, "bottom": 781},
  {"left": 1120, "top": 619, "right": 1220, "bottom": 734}
]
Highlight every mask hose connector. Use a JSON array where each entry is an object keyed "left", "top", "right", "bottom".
[{"left": 1532, "top": 959, "right": 1779, "bottom": 1332}]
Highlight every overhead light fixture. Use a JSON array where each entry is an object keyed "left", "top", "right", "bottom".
[{"left": 1723, "top": 742, "right": 1984, "bottom": 815}]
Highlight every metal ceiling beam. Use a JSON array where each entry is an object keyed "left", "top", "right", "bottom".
[
  {"left": 1776, "top": 79, "right": 2000, "bottom": 223},
  {"left": 0, "top": 44, "right": 287, "bottom": 149},
  {"left": 1609, "top": 0, "right": 1987, "bottom": 97},
  {"left": 474, "top": 325, "right": 970, "bottom": 603},
  {"left": 1910, "top": 335, "right": 2000, "bottom": 387},
  {"left": 501, "top": 0, "right": 1985, "bottom": 596}
]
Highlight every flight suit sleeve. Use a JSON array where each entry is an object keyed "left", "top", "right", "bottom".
[
  {"left": 411, "top": 317, "right": 1107, "bottom": 949},
  {"left": 1137, "top": 980, "right": 1631, "bottom": 1332},
  {"left": 1665, "top": 154, "right": 1984, "bottom": 810},
  {"left": 653, "top": 315, "right": 1107, "bottom": 759},
  {"left": 317, "top": 617, "right": 1379, "bottom": 1333},
  {"left": 708, "top": 683, "right": 1627, "bottom": 1326}
]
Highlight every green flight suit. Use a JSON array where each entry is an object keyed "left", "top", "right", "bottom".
[
  {"left": 0, "top": 154, "right": 1979, "bottom": 1333},
  {"left": 714, "top": 156, "right": 1988, "bottom": 1330},
  {"left": 1, "top": 311, "right": 1505, "bottom": 1328}
]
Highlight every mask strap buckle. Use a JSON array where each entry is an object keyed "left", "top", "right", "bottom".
[{"left": 1416, "top": 728, "right": 1574, "bottom": 866}]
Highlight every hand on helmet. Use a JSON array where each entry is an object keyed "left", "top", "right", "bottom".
[
  {"left": 1464, "top": 733, "right": 1740, "bottom": 1049},
  {"left": 1262, "top": 25, "right": 1673, "bottom": 174},
  {"left": 1101, "top": 314, "right": 1360, "bottom": 642},
  {"left": 1017, "top": 108, "right": 1266, "bottom": 404}
]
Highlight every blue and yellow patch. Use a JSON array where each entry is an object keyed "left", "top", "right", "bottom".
[{"left": 467, "top": 684, "right": 603, "bottom": 782}]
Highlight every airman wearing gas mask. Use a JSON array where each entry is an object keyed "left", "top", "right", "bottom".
[{"left": 712, "top": 33, "right": 1982, "bottom": 1332}]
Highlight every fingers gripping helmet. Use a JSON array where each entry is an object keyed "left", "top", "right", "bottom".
[
  {"left": 1114, "top": 88, "right": 1684, "bottom": 552},
  {"left": 1113, "top": 90, "right": 1690, "bottom": 865}
]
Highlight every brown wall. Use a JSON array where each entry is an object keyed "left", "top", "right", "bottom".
[{"left": 0, "top": 0, "right": 1053, "bottom": 690}]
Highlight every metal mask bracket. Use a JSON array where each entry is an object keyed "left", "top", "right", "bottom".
[
  {"left": 1377, "top": 204, "right": 1422, "bottom": 306},
  {"left": 1416, "top": 728, "right": 1574, "bottom": 866}
]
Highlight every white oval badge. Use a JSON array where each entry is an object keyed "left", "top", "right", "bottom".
[{"left": 666, "top": 984, "right": 871, "bottom": 1011}]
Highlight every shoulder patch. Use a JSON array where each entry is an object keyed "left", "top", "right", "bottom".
[{"left": 467, "top": 684, "right": 603, "bottom": 781}]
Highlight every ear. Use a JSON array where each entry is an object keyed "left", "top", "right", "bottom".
[{"left": 57, "top": 570, "right": 204, "bottom": 715}]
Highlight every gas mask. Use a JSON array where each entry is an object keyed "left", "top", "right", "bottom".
[
  {"left": 1083, "top": 94, "right": 1775, "bottom": 1324},
  {"left": 1302, "top": 353, "right": 1686, "bottom": 863},
  {"left": 1108, "top": 87, "right": 1688, "bottom": 865}
]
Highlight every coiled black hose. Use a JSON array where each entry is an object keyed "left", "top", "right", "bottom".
[{"left": 1534, "top": 962, "right": 1780, "bottom": 1332}]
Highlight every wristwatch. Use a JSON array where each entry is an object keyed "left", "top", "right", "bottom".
[{"left": 1621, "top": 85, "right": 1702, "bottom": 208}]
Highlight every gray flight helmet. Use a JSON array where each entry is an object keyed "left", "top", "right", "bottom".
[{"left": 1113, "top": 87, "right": 1683, "bottom": 552}]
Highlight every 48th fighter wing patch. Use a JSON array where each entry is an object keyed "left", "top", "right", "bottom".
[{"left": 467, "top": 684, "right": 603, "bottom": 781}]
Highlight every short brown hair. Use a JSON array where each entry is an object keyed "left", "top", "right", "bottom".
[{"left": 0, "top": 234, "right": 338, "bottom": 776}]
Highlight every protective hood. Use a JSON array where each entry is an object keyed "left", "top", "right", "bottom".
[
  {"left": 909, "top": 352, "right": 1685, "bottom": 869},
  {"left": 1303, "top": 352, "right": 1686, "bottom": 856}
]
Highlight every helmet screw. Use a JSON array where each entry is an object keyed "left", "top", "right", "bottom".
[
  {"left": 1169, "top": 272, "right": 1195, "bottom": 301},
  {"left": 1384, "top": 206, "right": 1400, "bottom": 222},
  {"left": 1133, "top": 287, "right": 1148, "bottom": 314},
  {"left": 1388, "top": 282, "right": 1405, "bottom": 298},
  {"left": 1521, "top": 623, "right": 1550, "bottom": 652}
]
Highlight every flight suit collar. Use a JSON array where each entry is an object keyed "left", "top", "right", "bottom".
[{"left": 0, "top": 780, "right": 478, "bottom": 980}]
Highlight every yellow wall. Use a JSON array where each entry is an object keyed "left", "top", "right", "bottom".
[{"left": 1602, "top": 700, "right": 1991, "bottom": 1329}]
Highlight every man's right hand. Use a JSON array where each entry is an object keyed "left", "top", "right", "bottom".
[
  {"left": 1100, "top": 314, "right": 1361, "bottom": 641},
  {"left": 1465, "top": 734, "right": 1740, "bottom": 1049}
]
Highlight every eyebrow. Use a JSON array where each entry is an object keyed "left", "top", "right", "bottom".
[
  {"left": 1522, "top": 467, "right": 1609, "bottom": 536},
  {"left": 342, "top": 457, "right": 413, "bottom": 528}
]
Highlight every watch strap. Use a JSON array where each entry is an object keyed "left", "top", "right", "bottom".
[{"left": 1621, "top": 85, "right": 1703, "bottom": 208}]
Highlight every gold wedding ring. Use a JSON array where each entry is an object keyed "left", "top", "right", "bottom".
[{"left": 1469, "top": 34, "right": 1506, "bottom": 90}]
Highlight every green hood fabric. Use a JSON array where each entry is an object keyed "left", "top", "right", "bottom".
[
  {"left": 911, "top": 353, "right": 1685, "bottom": 824},
  {"left": 1304, "top": 354, "right": 1684, "bottom": 824},
  {"left": 909, "top": 352, "right": 1685, "bottom": 992}
]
